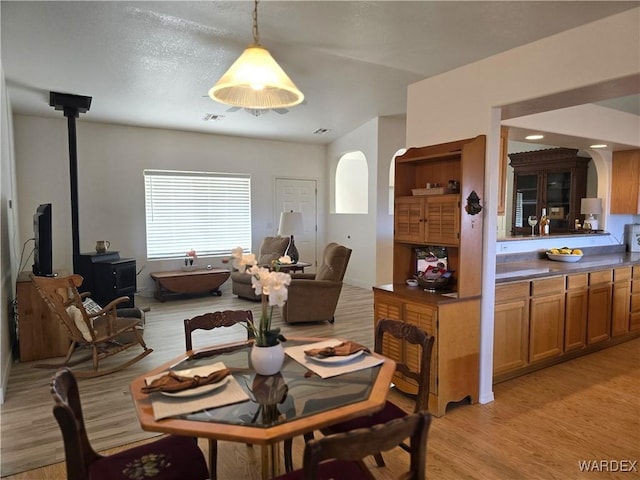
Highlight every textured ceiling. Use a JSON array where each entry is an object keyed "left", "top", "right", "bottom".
[{"left": 2, "top": 1, "right": 638, "bottom": 146}]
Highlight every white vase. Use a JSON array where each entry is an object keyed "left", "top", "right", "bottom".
[{"left": 250, "top": 343, "right": 285, "bottom": 376}]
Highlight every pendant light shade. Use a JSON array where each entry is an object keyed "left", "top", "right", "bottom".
[
  {"left": 208, "top": 0, "right": 304, "bottom": 110},
  {"left": 209, "top": 45, "right": 304, "bottom": 109}
]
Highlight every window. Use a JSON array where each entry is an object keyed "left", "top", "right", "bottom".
[{"left": 144, "top": 170, "right": 251, "bottom": 259}]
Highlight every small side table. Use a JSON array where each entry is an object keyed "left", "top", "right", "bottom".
[{"left": 267, "top": 261, "right": 312, "bottom": 273}]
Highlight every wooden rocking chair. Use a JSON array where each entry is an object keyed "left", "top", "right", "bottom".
[{"left": 31, "top": 274, "right": 152, "bottom": 378}]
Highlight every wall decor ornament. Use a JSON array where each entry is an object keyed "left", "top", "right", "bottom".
[{"left": 465, "top": 191, "right": 483, "bottom": 215}]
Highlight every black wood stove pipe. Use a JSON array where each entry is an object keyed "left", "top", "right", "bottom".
[{"left": 49, "top": 92, "right": 92, "bottom": 273}]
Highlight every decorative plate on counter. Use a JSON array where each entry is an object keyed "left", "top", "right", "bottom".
[{"left": 546, "top": 253, "right": 583, "bottom": 263}]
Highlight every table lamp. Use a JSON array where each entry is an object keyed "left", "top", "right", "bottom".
[
  {"left": 278, "top": 211, "right": 303, "bottom": 263},
  {"left": 580, "top": 198, "right": 602, "bottom": 231}
]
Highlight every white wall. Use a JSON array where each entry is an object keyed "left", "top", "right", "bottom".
[
  {"left": 0, "top": 66, "right": 20, "bottom": 404},
  {"left": 326, "top": 116, "right": 406, "bottom": 289},
  {"left": 13, "top": 115, "right": 327, "bottom": 297},
  {"left": 405, "top": 8, "right": 640, "bottom": 406},
  {"left": 376, "top": 116, "right": 406, "bottom": 285},
  {"left": 326, "top": 118, "right": 379, "bottom": 288}
]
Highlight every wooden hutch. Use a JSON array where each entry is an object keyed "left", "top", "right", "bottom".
[
  {"left": 373, "top": 135, "right": 485, "bottom": 417},
  {"left": 508, "top": 148, "right": 590, "bottom": 235}
]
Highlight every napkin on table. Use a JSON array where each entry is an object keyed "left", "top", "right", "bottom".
[
  {"left": 304, "top": 341, "right": 370, "bottom": 358},
  {"left": 142, "top": 368, "right": 231, "bottom": 394}
]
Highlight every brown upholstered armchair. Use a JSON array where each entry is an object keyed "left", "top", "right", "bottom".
[
  {"left": 231, "top": 236, "right": 289, "bottom": 300},
  {"left": 281, "top": 242, "right": 352, "bottom": 324}
]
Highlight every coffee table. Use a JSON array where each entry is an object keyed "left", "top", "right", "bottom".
[{"left": 150, "top": 268, "right": 231, "bottom": 302}]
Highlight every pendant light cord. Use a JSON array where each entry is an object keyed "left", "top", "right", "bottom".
[{"left": 252, "top": 0, "right": 260, "bottom": 45}]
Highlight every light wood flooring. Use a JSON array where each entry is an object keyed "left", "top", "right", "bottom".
[{"left": 2, "top": 282, "right": 639, "bottom": 479}]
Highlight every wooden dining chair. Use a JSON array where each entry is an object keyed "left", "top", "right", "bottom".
[
  {"left": 183, "top": 309, "right": 254, "bottom": 480},
  {"left": 50, "top": 368, "right": 209, "bottom": 480},
  {"left": 32, "top": 274, "right": 152, "bottom": 377},
  {"left": 184, "top": 309, "right": 254, "bottom": 352},
  {"left": 274, "top": 411, "right": 432, "bottom": 480},
  {"left": 286, "top": 318, "right": 435, "bottom": 470}
]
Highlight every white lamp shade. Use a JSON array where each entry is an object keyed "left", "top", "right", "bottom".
[
  {"left": 209, "top": 45, "right": 304, "bottom": 109},
  {"left": 278, "top": 211, "right": 303, "bottom": 236},
  {"left": 580, "top": 198, "right": 602, "bottom": 215}
]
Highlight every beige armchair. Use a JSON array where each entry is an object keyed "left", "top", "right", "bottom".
[
  {"left": 281, "top": 242, "right": 352, "bottom": 324},
  {"left": 231, "top": 236, "right": 289, "bottom": 300}
]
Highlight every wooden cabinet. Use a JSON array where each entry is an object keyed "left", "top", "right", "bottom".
[
  {"left": 373, "top": 288, "right": 479, "bottom": 417},
  {"left": 631, "top": 266, "right": 640, "bottom": 331},
  {"left": 529, "top": 277, "right": 565, "bottom": 363},
  {"left": 404, "top": 302, "right": 438, "bottom": 395},
  {"left": 395, "top": 195, "right": 460, "bottom": 246},
  {"left": 509, "top": 148, "right": 589, "bottom": 235},
  {"left": 494, "top": 281, "right": 529, "bottom": 376},
  {"left": 587, "top": 269, "right": 612, "bottom": 345},
  {"left": 393, "top": 135, "right": 484, "bottom": 299},
  {"left": 16, "top": 272, "right": 69, "bottom": 361},
  {"left": 494, "top": 264, "right": 640, "bottom": 383},
  {"left": 377, "top": 135, "right": 484, "bottom": 416},
  {"left": 610, "top": 149, "right": 640, "bottom": 214},
  {"left": 564, "top": 274, "right": 588, "bottom": 351},
  {"left": 611, "top": 267, "right": 632, "bottom": 337},
  {"left": 497, "top": 126, "right": 508, "bottom": 216}
]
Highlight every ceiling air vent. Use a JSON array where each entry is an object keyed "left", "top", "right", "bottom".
[
  {"left": 203, "top": 113, "right": 224, "bottom": 121},
  {"left": 313, "top": 128, "right": 332, "bottom": 135}
]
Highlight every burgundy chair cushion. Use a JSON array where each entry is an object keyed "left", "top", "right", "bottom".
[
  {"left": 274, "top": 459, "right": 369, "bottom": 480},
  {"left": 325, "top": 400, "right": 407, "bottom": 434},
  {"left": 88, "top": 435, "right": 209, "bottom": 480}
]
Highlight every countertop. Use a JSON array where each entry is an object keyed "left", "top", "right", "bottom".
[{"left": 495, "top": 251, "right": 640, "bottom": 283}]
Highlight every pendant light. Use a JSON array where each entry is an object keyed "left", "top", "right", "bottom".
[{"left": 209, "top": 0, "right": 304, "bottom": 110}]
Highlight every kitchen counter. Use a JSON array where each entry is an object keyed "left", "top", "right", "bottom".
[{"left": 496, "top": 251, "right": 640, "bottom": 283}]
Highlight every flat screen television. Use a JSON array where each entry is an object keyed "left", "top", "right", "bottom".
[{"left": 32, "top": 203, "right": 53, "bottom": 276}]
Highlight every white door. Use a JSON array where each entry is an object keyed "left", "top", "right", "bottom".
[{"left": 275, "top": 178, "right": 317, "bottom": 269}]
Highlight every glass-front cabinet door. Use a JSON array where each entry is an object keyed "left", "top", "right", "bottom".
[
  {"left": 545, "top": 171, "right": 572, "bottom": 232},
  {"left": 509, "top": 148, "right": 590, "bottom": 236},
  {"left": 513, "top": 173, "right": 539, "bottom": 235}
]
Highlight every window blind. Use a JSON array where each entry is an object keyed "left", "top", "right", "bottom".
[{"left": 144, "top": 170, "right": 251, "bottom": 259}]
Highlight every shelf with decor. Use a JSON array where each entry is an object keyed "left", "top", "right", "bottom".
[{"left": 374, "top": 135, "right": 485, "bottom": 417}]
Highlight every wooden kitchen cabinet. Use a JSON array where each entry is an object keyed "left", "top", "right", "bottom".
[
  {"left": 529, "top": 277, "right": 565, "bottom": 363},
  {"left": 564, "top": 273, "right": 588, "bottom": 352},
  {"left": 587, "top": 269, "right": 612, "bottom": 345},
  {"left": 631, "top": 266, "right": 640, "bottom": 331},
  {"left": 610, "top": 149, "right": 640, "bottom": 214},
  {"left": 611, "top": 267, "right": 632, "bottom": 337},
  {"left": 494, "top": 263, "right": 640, "bottom": 383},
  {"left": 373, "top": 288, "right": 480, "bottom": 417},
  {"left": 494, "top": 281, "right": 529, "bottom": 377}
]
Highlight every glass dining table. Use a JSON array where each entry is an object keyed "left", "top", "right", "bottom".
[{"left": 129, "top": 337, "right": 396, "bottom": 479}]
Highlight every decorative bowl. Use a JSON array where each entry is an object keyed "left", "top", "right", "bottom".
[
  {"left": 546, "top": 253, "right": 583, "bottom": 263},
  {"left": 415, "top": 274, "right": 452, "bottom": 291}
]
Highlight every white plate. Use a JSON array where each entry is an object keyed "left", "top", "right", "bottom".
[
  {"left": 160, "top": 376, "right": 229, "bottom": 398},
  {"left": 546, "top": 253, "right": 583, "bottom": 263},
  {"left": 305, "top": 350, "right": 365, "bottom": 364}
]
